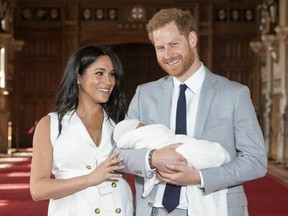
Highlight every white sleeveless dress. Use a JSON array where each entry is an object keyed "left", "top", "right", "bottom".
[{"left": 47, "top": 111, "right": 133, "bottom": 216}]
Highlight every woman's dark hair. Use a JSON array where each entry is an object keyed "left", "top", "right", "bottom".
[{"left": 52, "top": 45, "right": 127, "bottom": 135}]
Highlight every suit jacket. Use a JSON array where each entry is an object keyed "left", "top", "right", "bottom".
[{"left": 119, "top": 67, "right": 267, "bottom": 216}]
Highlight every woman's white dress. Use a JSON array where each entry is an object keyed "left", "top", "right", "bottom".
[{"left": 48, "top": 112, "right": 133, "bottom": 216}]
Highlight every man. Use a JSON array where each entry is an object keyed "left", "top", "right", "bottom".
[{"left": 117, "top": 8, "right": 267, "bottom": 216}]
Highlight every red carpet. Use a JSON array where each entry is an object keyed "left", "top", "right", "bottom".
[
  {"left": 245, "top": 174, "right": 288, "bottom": 216},
  {"left": 1, "top": 151, "right": 288, "bottom": 216},
  {"left": 0, "top": 154, "right": 48, "bottom": 216}
]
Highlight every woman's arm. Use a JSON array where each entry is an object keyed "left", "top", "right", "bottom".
[{"left": 30, "top": 116, "right": 124, "bottom": 201}]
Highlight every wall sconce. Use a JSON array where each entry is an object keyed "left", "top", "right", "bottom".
[
  {"left": 275, "top": 25, "right": 288, "bottom": 44},
  {"left": 0, "top": 32, "right": 25, "bottom": 51},
  {"left": 261, "top": 34, "right": 278, "bottom": 62},
  {"left": 249, "top": 40, "right": 266, "bottom": 66},
  {"left": 249, "top": 40, "right": 264, "bottom": 54},
  {"left": 0, "top": 1, "right": 25, "bottom": 51}
]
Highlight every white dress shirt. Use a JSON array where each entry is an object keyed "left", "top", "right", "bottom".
[{"left": 153, "top": 63, "right": 205, "bottom": 209}]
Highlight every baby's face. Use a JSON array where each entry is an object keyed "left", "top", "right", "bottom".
[{"left": 136, "top": 123, "right": 145, "bottom": 129}]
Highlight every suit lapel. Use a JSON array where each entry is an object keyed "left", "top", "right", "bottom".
[
  {"left": 194, "top": 70, "right": 216, "bottom": 138},
  {"left": 158, "top": 77, "right": 173, "bottom": 127},
  {"left": 156, "top": 71, "right": 217, "bottom": 137}
]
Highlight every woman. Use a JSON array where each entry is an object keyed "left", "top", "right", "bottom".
[{"left": 30, "top": 45, "right": 133, "bottom": 216}]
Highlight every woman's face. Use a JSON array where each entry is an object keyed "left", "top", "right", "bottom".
[{"left": 77, "top": 55, "right": 116, "bottom": 104}]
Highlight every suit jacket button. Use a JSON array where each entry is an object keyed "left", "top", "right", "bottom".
[
  {"left": 115, "top": 208, "right": 121, "bottom": 214},
  {"left": 134, "top": 170, "right": 142, "bottom": 175},
  {"left": 94, "top": 208, "right": 100, "bottom": 214},
  {"left": 86, "top": 165, "right": 91, "bottom": 170},
  {"left": 148, "top": 202, "right": 153, "bottom": 208},
  {"left": 111, "top": 182, "right": 117, "bottom": 188}
]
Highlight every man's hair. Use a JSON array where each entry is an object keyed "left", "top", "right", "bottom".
[{"left": 146, "top": 8, "right": 197, "bottom": 42}]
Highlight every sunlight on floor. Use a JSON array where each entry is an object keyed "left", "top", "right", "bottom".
[
  {"left": 6, "top": 172, "right": 30, "bottom": 177},
  {"left": 0, "top": 200, "right": 9, "bottom": 207},
  {"left": 0, "top": 157, "right": 29, "bottom": 163},
  {"left": 0, "top": 164, "right": 12, "bottom": 169},
  {"left": 0, "top": 183, "right": 29, "bottom": 190}
]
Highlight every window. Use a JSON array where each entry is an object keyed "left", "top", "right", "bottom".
[{"left": 0, "top": 47, "right": 5, "bottom": 88}]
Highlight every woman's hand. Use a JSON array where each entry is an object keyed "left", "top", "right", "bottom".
[{"left": 87, "top": 151, "right": 124, "bottom": 186}]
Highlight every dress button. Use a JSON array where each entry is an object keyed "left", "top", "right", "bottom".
[
  {"left": 111, "top": 182, "right": 117, "bottom": 188},
  {"left": 148, "top": 202, "right": 153, "bottom": 208},
  {"left": 115, "top": 208, "right": 121, "bottom": 214},
  {"left": 86, "top": 165, "right": 91, "bottom": 170},
  {"left": 94, "top": 208, "right": 100, "bottom": 214}
]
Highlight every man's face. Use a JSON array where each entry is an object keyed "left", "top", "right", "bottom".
[{"left": 152, "top": 22, "right": 195, "bottom": 81}]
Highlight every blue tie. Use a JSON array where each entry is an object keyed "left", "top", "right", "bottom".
[{"left": 162, "top": 84, "right": 188, "bottom": 213}]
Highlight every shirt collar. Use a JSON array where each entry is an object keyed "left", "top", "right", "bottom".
[{"left": 173, "top": 62, "right": 205, "bottom": 94}]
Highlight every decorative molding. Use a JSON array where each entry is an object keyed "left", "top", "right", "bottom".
[
  {"left": 128, "top": 5, "right": 146, "bottom": 23},
  {"left": 95, "top": 8, "right": 105, "bottom": 20},
  {"left": 21, "top": 7, "right": 60, "bottom": 20},
  {"left": 216, "top": 7, "right": 255, "bottom": 22}
]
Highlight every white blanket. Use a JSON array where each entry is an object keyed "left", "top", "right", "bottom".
[{"left": 114, "top": 120, "right": 231, "bottom": 216}]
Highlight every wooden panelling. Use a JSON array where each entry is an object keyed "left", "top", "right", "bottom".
[
  {"left": 12, "top": 30, "right": 62, "bottom": 148},
  {"left": 9, "top": 0, "right": 260, "bottom": 149},
  {"left": 213, "top": 35, "right": 260, "bottom": 107},
  {"left": 112, "top": 43, "right": 165, "bottom": 102}
]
